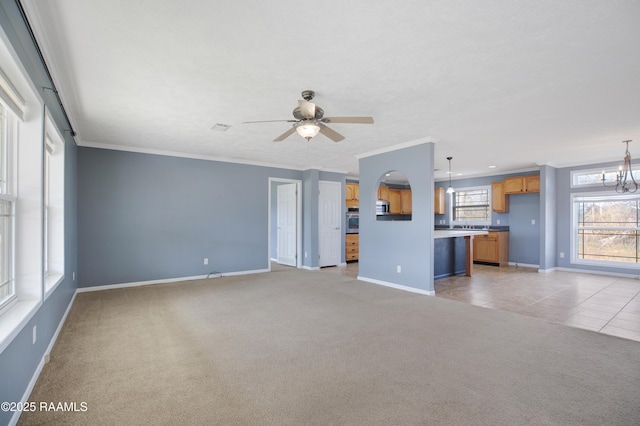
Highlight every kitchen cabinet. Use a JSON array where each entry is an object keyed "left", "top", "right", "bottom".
[
  {"left": 491, "top": 181, "right": 508, "bottom": 213},
  {"left": 434, "top": 187, "right": 446, "bottom": 214},
  {"left": 504, "top": 175, "right": 540, "bottom": 194},
  {"left": 346, "top": 183, "right": 359, "bottom": 207},
  {"left": 400, "top": 189, "right": 412, "bottom": 214},
  {"left": 345, "top": 233, "right": 359, "bottom": 261},
  {"left": 389, "top": 189, "right": 401, "bottom": 214},
  {"left": 473, "top": 231, "right": 509, "bottom": 266},
  {"left": 377, "top": 184, "right": 389, "bottom": 201}
]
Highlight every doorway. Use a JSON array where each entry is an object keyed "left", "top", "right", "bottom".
[
  {"left": 318, "top": 181, "right": 342, "bottom": 267},
  {"left": 269, "top": 178, "right": 302, "bottom": 269}
]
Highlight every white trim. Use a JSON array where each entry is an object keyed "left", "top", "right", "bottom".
[
  {"left": 268, "top": 177, "right": 303, "bottom": 269},
  {"left": 302, "top": 266, "right": 320, "bottom": 271},
  {"left": 555, "top": 266, "right": 640, "bottom": 280},
  {"left": 507, "top": 262, "right": 540, "bottom": 269},
  {"left": 354, "top": 137, "right": 437, "bottom": 160},
  {"left": 80, "top": 141, "right": 349, "bottom": 174},
  {"left": 537, "top": 267, "right": 559, "bottom": 273},
  {"left": 0, "top": 299, "right": 40, "bottom": 354},
  {"left": 357, "top": 276, "right": 435, "bottom": 296},
  {"left": 44, "top": 273, "right": 64, "bottom": 299},
  {"left": 77, "top": 269, "right": 269, "bottom": 293}
]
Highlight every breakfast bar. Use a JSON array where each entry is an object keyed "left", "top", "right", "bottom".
[{"left": 434, "top": 229, "right": 489, "bottom": 277}]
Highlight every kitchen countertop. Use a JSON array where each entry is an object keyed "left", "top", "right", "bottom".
[{"left": 434, "top": 229, "right": 489, "bottom": 239}]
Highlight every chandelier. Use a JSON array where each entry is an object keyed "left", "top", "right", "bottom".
[{"left": 602, "top": 140, "right": 638, "bottom": 193}]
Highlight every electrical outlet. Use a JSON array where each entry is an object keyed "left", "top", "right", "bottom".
[
  {"left": 496, "top": 219, "right": 501, "bottom": 225},
  {"left": 33, "top": 326, "right": 37, "bottom": 344},
  {"left": 560, "top": 252, "right": 565, "bottom": 258},
  {"left": 204, "top": 258, "right": 209, "bottom": 265},
  {"left": 73, "top": 272, "right": 76, "bottom": 281},
  {"left": 531, "top": 219, "right": 536, "bottom": 225},
  {"left": 396, "top": 265, "right": 402, "bottom": 273},
  {"left": 305, "top": 252, "right": 308, "bottom": 258}
]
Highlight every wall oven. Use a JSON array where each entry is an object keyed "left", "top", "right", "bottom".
[{"left": 346, "top": 211, "right": 359, "bottom": 233}]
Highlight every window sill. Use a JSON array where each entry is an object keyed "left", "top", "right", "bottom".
[
  {"left": 0, "top": 298, "right": 41, "bottom": 354},
  {"left": 44, "top": 273, "right": 64, "bottom": 300}
]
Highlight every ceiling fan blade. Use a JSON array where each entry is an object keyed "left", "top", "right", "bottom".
[
  {"left": 298, "top": 99, "right": 316, "bottom": 119},
  {"left": 243, "top": 119, "right": 297, "bottom": 124},
  {"left": 322, "top": 116, "right": 374, "bottom": 124},
  {"left": 319, "top": 124, "right": 345, "bottom": 142},
  {"left": 273, "top": 127, "right": 297, "bottom": 142}
]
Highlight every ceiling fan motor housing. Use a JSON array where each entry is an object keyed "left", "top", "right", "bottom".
[{"left": 293, "top": 106, "right": 324, "bottom": 120}]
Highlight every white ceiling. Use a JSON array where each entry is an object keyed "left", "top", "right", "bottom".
[{"left": 21, "top": 0, "right": 640, "bottom": 181}]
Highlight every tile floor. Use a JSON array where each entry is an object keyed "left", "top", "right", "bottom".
[{"left": 321, "top": 262, "right": 640, "bottom": 343}]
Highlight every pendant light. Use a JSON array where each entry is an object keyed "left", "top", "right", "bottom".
[{"left": 446, "top": 156, "right": 455, "bottom": 194}]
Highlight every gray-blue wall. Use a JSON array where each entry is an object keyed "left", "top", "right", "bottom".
[
  {"left": 78, "top": 147, "right": 304, "bottom": 287},
  {"left": 540, "top": 165, "right": 557, "bottom": 270},
  {"left": 0, "top": 1, "right": 78, "bottom": 422},
  {"left": 359, "top": 142, "right": 435, "bottom": 293}
]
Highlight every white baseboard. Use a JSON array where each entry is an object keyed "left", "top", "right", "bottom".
[
  {"left": 302, "top": 265, "right": 320, "bottom": 271},
  {"left": 357, "top": 276, "right": 435, "bottom": 296},
  {"left": 555, "top": 266, "right": 640, "bottom": 280},
  {"left": 10, "top": 290, "right": 77, "bottom": 426},
  {"left": 77, "top": 268, "right": 270, "bottom": 293},
  {"left": 538, "top": 267, "right": 559, "bottom": 274},
  {"left": 508, "top": 262, "right": 540, "bottom": 269}
]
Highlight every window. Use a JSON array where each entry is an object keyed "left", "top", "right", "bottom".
[
  {"left": 43, "top": 116, "right": 65, "bottom": 296},
  {"left": 453, "top": 186, "right": 491, "bottom": 225},
  {"left": 573, "top": 193, "right": 640, "bottom": 267},
  {"left": 571, "top": 167, "right": 640, "bottom": 188},
  {"left": 0, "top": 102, "right": 16, "bottom": 310}
]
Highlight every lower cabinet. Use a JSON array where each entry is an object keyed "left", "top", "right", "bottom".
[
  {"left": 345, "top": 233, "right": 359, "bottom": 261},
  {"left": 473, "top": 231, "right": 509, "bottom": 266}
]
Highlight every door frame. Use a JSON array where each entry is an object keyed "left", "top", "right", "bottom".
[
  {"left": 268, "top": 177, "right": 302, "bottom": 270},
  {"left": 318, "top": 180, "right": 342, "bottom": 267}
]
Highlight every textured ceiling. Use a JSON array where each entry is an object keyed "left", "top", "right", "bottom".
[{"left": 21, "top": 0, "right": 640, "bottom": 180}]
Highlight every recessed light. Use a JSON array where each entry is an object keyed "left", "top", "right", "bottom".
[
  {"left": 456, "top": 173, "right": 463, "bottom": 176},
  {"left": 488, "top": 165, "right": 497, "bottom": 169}
]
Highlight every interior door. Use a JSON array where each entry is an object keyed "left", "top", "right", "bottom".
[
  {"left": 277, "top": 183, "right": 297, "bottom": 266},
  {"left": 319, "top": 181, "right": 341, "bottom": 267}
]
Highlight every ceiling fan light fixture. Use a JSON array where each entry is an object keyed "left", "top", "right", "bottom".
[{"left": 295, "top": 121, "right": 320, "bottom": 141}]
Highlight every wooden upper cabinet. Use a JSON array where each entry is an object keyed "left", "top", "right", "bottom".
[
  {"left": 524, "top": 175, "right": 540, "bottom": 193},
  {"left": 400, "top": 189, "right": 412, "bottom": 214},
  {"left": 434, "top": 187, "right": 446, "bottom": 214},
  {"left": 377, "top": 184, "right": 389, "bottom": 201},
  {"left": 504, "top": 174, "right": 540, "bottom": 194},
  {"left": 491, "top": 181, "right": 508, "bottom": 213},
  {"left": 388, "top": 189, "right": 401, "bottom": 214},
  {"left": 346, "top": 183, "right": 359, "bottom": 207}
]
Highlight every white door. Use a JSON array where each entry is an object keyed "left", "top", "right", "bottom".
[
  {"left": 319, "top": 181, "right": 342, "bottom": 267},
  {"left": 277, "top": 183, "right": 297, "bottom": 266}
]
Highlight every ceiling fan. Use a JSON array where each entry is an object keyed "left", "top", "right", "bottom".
[{"left": 243, "top": 90, "right": 374, "bottom": 142}]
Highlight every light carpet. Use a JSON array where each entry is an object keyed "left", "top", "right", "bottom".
[{"left": 19, "top": 267, "right": 640, "bottom": 425}]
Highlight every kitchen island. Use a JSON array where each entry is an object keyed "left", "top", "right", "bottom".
[{"left": 434, "top": 229, "right": 488, "bottom": 278}]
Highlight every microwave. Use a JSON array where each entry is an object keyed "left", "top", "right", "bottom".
[{"left": 376, "top": 200, "right": 390, "bottom": 215}]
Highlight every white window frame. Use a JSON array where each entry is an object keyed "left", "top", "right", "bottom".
[
  {"left": 0, "top": 31, "right": 46, "bottom": 354},
  {"left": 0, "top": 103, "right": 16, "bottom": 313},
  {"left": 571, "top": 166, "right": 640, "bottom": 189},
  {"left": 571, "top": 191, "right": 640, "bottom": 269},
  {"left": 451, "top": 185, "right": 492, "bottom": 227},
  {"left": 43, "top": 113, "right": 64, "bottom": 298}
]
